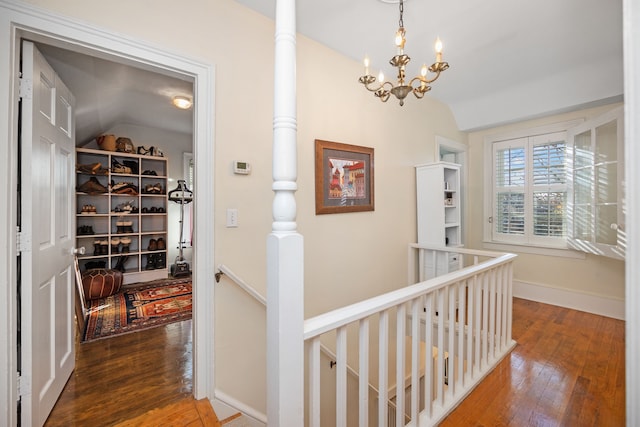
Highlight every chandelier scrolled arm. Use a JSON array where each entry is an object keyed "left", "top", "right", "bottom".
[{"left": 358, "top": 0, "right": 450, "bottom": 106}]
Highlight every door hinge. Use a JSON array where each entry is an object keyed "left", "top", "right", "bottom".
[
  {"left": 17, "top": 374, "right": 31, "bottom": 399},
  {"left": 16, "top": 230, "right": 31, "bottom": 253},
  {"left": 18, "top": 77, "right": 32, "bottom": 100}
]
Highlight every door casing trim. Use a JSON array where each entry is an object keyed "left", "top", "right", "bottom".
[{"left": 0, "top": 1, "right": 216, "bottom": 424}]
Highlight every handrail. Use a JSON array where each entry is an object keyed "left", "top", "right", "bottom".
[
  {"left": 217, "top": 264, "right": 267, "bottom": 306},
  {"left": 305, "top": 251, "right": 516, "bottom": 340},
  {"left": 216, "top": 263, "right": 402, "bottom": 418},
  {"left": 305, "top": 245, "right": 517, "bottom": 427}
]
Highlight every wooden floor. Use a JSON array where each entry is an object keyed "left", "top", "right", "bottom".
[
  {"left": 45, "top": 298, "right": 625, "bottom": 426},
  {"left": 45, "top": 319, "right": 196, "bottom": 426},
  {"left": 441, "top": 298, "right": 625, "bottom": 426}
]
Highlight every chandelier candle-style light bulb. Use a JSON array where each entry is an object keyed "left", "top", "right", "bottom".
[
  {"left": 358, "top": 0, "right": 450, "bottom": 106},
  {"left": 435, "top": 37, "right": 443, "bottom": 63}
]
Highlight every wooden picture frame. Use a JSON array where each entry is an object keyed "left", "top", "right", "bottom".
[{"left": 314, "top": 139, "right": 374, "bottom": 214}]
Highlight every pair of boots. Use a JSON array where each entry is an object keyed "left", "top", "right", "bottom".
[
  {"left": 114, "top": 255, "right": 129, "bottom": 273},
  {"left": 145, "top": 253, "right": 166, "bottom": 270},
  {"left": 116, "top": 221, "right": 134, "bottom": 234},
  {"left": 93, "top": 240, "right": 108, "bottom": 255},
  {"left": 111, "top": 237, "right": 132, "bottom": 253}
]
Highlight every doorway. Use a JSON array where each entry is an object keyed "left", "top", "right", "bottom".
[{"left": 0, "top": 5, "right": 216, "bottom": 425}]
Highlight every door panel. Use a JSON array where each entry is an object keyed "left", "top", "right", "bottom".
[{"left": 20, "top": 40, "right": 76, "bottom": 427}]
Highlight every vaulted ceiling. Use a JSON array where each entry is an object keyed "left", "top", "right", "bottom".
[
  {"left": 38, "top": 0, "right": 624, "bottom": 145},
  {"left": 237, "top": 0, "right": 624, "bottom": 130}
]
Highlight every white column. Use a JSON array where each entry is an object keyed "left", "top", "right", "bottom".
[{"left": 267, "top": 0, "right": 304, "bottom": 426}]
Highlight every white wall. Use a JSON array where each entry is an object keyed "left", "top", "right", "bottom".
[
  {"left": 466, "top": 103, "right": 626, "bottom": 317},
  {"left": 17, "top": 0, "right": 464, "bottom": 416}
]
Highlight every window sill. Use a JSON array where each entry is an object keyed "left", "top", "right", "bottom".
[{"left": 482, "top": 241, "right": 586, "bottom": 259}]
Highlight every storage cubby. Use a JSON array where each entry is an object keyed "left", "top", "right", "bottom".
[
  {"left": 416, "top": 162, "right": 462, "bottom": 278},
  {"left": 76, "top": 147, "right": 169, "bottom": 284}
]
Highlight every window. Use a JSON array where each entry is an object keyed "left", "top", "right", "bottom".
[{"left": 490, "top": 131, "right": 568, "bottom": 248}]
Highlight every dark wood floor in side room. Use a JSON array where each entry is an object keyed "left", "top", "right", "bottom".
[
  {"left": 44, "top": 298, "right": 625, "bottom": 426},
  {"left": 441, "top": 298, "right": 625, "bottom": 426},
  {"left": 45, "top": 319, "right": 194, "bottom": 427}
]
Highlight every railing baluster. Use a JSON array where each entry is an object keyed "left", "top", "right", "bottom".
[
  {"left": 482, "top": 270, "right": 489, "bottom": 370},
  {"left": 437, "top": 288, "right": 445, "bottom": 405},
  {"left": 411, "top": 298, "right": 421, "bottom": 423},
  {"left": 359, "top": 318, "right": 369, "bottom": 427},
  {"left": 309, "top": 338, "right": 321, "bottom": 427},
  {"left": 501, "top": 264, "right": 509, "bottom": 350},
  {"left": 466, "top": 278, "right": 474, "bottom": 383},
  {"left": 488, "top": 268, "right": 497, "bottom": 361},
  {"left": 379, "top": 310, "right": 389, "bottom": 427},
  {"left": 448, "top": 284, "right": 456, "bottom": 398},
  {"left": 336, "top": 326, "right": 347, "bottom": 427},
  {"left": 424, "top": 292, "right": 433, "bottom": 417},
  {"left": 473, "top": 273, "right": 481, "bottom": 378},
  {"left": 495, "top": 265, "right": 503, "bottom": 354},
  {"left": 396, "top": 304, "right": 406, "bottom": 427},
  {"left": 457, "top": 280, "right": 466, "bottom": 388}
]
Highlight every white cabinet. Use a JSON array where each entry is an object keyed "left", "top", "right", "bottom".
[
  {"left": 75, "top": 147, "right": 169, "bottom": 284},
  {"left": 416, "top": 162, "right": 462, "bottom": 278},
  {"left": 567, "top": 106, "right": 625, "bottom": 260}
]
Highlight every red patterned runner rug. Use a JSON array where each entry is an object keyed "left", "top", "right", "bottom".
[{"left": 83, "top": 277, "right": 192, "bottom": 342}]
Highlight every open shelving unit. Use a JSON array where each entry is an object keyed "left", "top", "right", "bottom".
[
  {"left": 75, "top": 147, "right": 169, "bottom": 284},
  {"left": 416, "top": 162, "right": 462, "bottom": 279}
]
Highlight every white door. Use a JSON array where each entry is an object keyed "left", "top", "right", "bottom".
[{"left": 20, "top": 40, "right": 76, "bottom": 427}]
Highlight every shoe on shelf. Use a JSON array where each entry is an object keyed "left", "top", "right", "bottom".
[
  {"left": 145, "top": 253, "right": 156, "bottom": 270},
  {"left": 93, "top": 240, "right": 101, "bottom": 256},
  {"left": 155, "top": 252, "right": 166, "bottom": 269},
  {"left": 156, "top": 237, "right": 166, "bottom": 251},
  {"left": 147, "top": 238, "right": 157, "bottom": 251},
  {"left": 114, "top": 255, "right": 129, "bottom": 273},
  {"left": 77, "top": 162, "right": 109, "bottom": 175},
  {"left": 77, "top": 177, "right": 107, "bottom": 194},
  {"left": 111, "top": 238, "right": 121, "bottom": 254},
  {"left": 141, "top": 170, "right": 157, "bottom": 176},
  {"left": 111, "top": 158, "right": 132, "bottom": 174},
  {"left": 99, "top": 240, "right": 109, "bottom": 255},
  {"left": 120, "top": 237, "right": 132, "bottom": 253}
]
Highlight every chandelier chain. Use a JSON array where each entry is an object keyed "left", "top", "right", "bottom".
[{"left": 398, "top": 0, "right": 404, "bottom": 29}]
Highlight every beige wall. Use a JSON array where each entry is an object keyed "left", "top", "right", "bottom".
[
  {"left": 21, "top": 0, "right": 465, "bottom": 415},
  {"left": 466, "top": 103, "right": 625, "bottom": 301}
]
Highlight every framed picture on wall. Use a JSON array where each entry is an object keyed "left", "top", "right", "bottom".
[{"left": 314, "top": 139, "right": 374, "bottom": 214}]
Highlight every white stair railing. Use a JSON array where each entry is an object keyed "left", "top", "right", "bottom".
[
  {"left": 216, "top": 264, "right": 403, "bottom": 423},
  {"left": 304, "top": 245, "right": 516, "bottom": 427}
]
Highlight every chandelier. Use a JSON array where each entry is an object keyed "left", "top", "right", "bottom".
[{"left": 358, "top": 0, "right": 449, "bottom": 106}]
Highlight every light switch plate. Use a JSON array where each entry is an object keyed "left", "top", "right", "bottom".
[{"left": 226, "top": 208, "right": 238, "bottom": 227}]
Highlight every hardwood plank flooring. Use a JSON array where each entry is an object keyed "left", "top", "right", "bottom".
[
  {"left": 45, "top": 298, "right": 624, "bottom": 426},
  {"left": 441, "top": 298, "right": 625, "bottom": 426},
  {"left": 45, "top": 320, "right": 194, "bottom": 426}
]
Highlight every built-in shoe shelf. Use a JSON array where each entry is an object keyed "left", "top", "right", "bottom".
[{"left": 76, "top": 147, "right": 169, "bottom": 284}]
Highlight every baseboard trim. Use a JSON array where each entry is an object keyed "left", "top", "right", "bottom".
[
  {"left": 513, "top": 280, "right": 625, "bottom": 320},
  {"left": 213, "top": 389, "right": 267, "bottom": 426}
]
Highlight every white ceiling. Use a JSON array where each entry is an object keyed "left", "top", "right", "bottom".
[
  {"left": 236, "top": 0, "right": 624, "bottom": 130},
  {"left": 37, "top": 43, "right": 194, "bottom": 146},
  {"left": 37, "top": 0, "right": 624, "bottom": 143}
]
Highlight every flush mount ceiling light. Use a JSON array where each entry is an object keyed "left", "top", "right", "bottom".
[
  {"left": 172, "top": 95, "right": 192, "bottom": 109},
  {"left": 359, "top": 0, "right": 449, "bottom": 106}
]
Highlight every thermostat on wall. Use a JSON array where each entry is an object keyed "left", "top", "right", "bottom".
[{"left": 234, "top": 161, "right": 251, "bottom": 175}]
